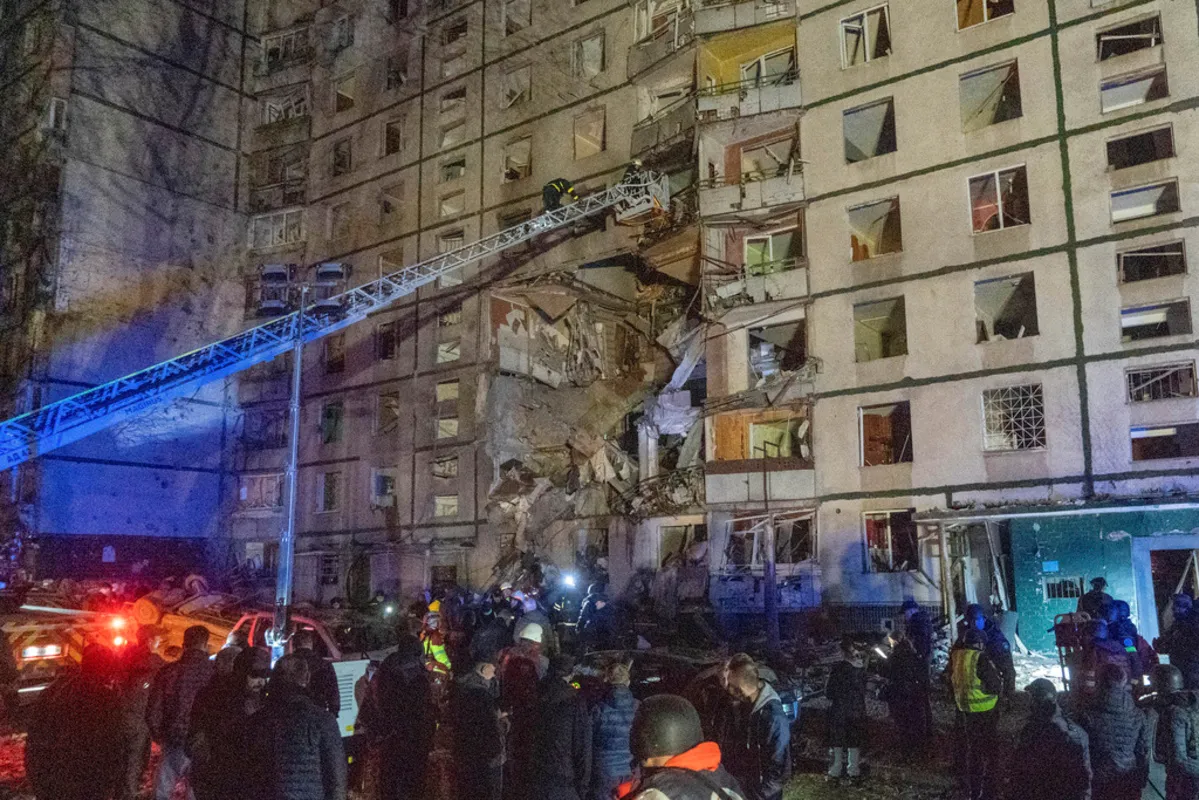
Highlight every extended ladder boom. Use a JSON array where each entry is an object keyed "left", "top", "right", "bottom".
[{"left": 0, "top": 174, "right": 668, "bottom": 470}]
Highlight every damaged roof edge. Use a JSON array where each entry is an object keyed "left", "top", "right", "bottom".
[{"left": 916, "top": 496, "right": 1199, "bottom": 524}]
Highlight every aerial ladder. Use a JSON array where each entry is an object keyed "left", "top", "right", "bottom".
[{"left": 0, "top": 172, "right": 669, "bottom": 470}]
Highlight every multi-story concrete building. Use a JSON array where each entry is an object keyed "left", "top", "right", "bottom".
[{"left": 0, "top": 0, "right": 249, "bottom": 578}]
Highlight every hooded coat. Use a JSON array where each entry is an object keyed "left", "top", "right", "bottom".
[
  {"left": 1079, "top": 686, "right": 1148, "bottom": 790},
  {"left": 245, "top": 682, "right": 347, "bottom": 800},
  {"left": 726, "top": 682, "right": 791, "bottom": 800},
  {"left": 1009, "top": 707, "right": 1092, "bottom": 800},
  {"left": 531, "top": 675, "right": 592, "bottom": 800},
  {"left": 373, "top": 648, "right": 435, "bottom": 800},
  {"left": 1156, "top": 691, "right": 1199, "bottom": 800},
  {"left": 590, "top": 684, "right": 639, "bottom": 800}
]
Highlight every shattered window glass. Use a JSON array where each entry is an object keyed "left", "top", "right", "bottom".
[
  {"left": 748, "top": 321, "right": 806, "bottom": 381},
  {"left": 574, "top": 108, "right": 606, "bottom": 160},
  {"left": 1131, "top": 423, "right": 1199, "bottom": 461},
  {"left": 385, "top": 52, "right": 408, "bottom": 90},
  {"left": 321, "top": 401, "right": 344, "bottom": 444},
  {"left": 1101, "top": 67, "right": 1168, "bottom": 113},
  {"left": 376, "top": 392, "right": 401, "bottom": 434},
  {"left": 859, "top": 402, "right": 913, "bottom": 466},
  {"left": 503, "top": 138, "right": 532, "bottom": 182},
  {"left": 749, "top": 418, "right": 809, "bottom": 460},
  {"left": 843, "top": 98, "right": 896, "bottom": 163},
  {"left": 573, "top": 32, "right": 605, "bottom": 78},
  {"left": 434, "top": 494, "right": 459, "bottom": 517},
  {"left": 740, "top": 48, "right": 796, "bottom": 86},
  {"left": 334, "top": 74, "right": 355, "bottom": 113},
  {"left": 238, "top": 474, "right": 284, "bottom": 510},
  {"left": 440, "top": 191, "right": 465, "bottom": 218},
  {"left": 957, "top": 0, "right": 1014, "bottom": 30},
  {"left": 974, "top": 273, "right": 1038, "bottom": 343},
  {"left": 1107, "top": 127, "right": 1174, "bottom": 171},
  {"left": 1127, "top": 363, "right": 1197, "bottom": 402},
  {"left": 437, "top": 341, "right": 461, "bottom": 363},
  {"left": 740, "top": 136, "right": 795, "bottom": 181},
  {"left": 440, "top": 121, "right": 465, "bottom": 149},
  {"left": 503, "top": 65, "right": 531, "bottom": 108},
  {"left": 440, "top": 86, "right": 466, "bottom": 116},
  {"left": 432, "top": 456, "right": 459, "bottom": 478},
  {"left": 244, "top": 409, "right": 288, "bottom": 450},
  {"left": 1121, "top": 301, "right": 1192, "bottom": 342},
  {"left": 960, "top": 61, "right": 1022, "bottom": 133},
  {"left": 848, "top": 198, "right": 902, "bottom": 261},
  {"left": 841, "top": 5, "right": 891, "bottom": 67},
  {"left": 441, "top": 157, "right": 467, "bottom": 183},
  {"left": 1118, "top": 241, "right": 1185, "bottom": 283},
  {"left": 744, "top": 228, "right": 802, "bottom": 276},
  {"left": 1111, "top": 180, "right": 1180, "bottom": 224},
  {"left": 776, "top": 518, "right": 815, "bottom": 564},
  {"left": 1097, "top": 16, "right": 1162, "bottom": 61},
  {"left": 853, "top": 297, "right": 906, "bottom": 362},
  {"left": 660, "top": 524, "right": 706, "bottom": 568},
  {"left": 968, "top": 166, "right": 1029, "bottom": 232},
  {"left": 864, "top": 509, "right": 917, "bottom": 572}
]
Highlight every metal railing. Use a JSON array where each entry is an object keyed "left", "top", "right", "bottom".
[{"left": 697, "top": 66, "right": 798, "bottom": 97}]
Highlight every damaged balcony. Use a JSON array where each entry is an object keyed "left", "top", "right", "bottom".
[
  {"left": 695, "top": 0, "right": 797, "bottom": 36},
  {"left": 697, "top": 21, "right": 801, "bottom": 121},
  {"left": 705, "top": 406, "right": 815, "bottom": 503},
  {"left": 708, "top": 510, "right": 820, "bottom": 611},
  {"left": 628, "top": 0, "right": 695, "bottom": 79},
  {"left": 631, "top": 92, "right": 698, "bottom": 160},
  {"left": 698, "top": 124, "right": 804, "bottom": 217},
  {"left": 705, "top": 212, "right": 807, "bottom": 308}
]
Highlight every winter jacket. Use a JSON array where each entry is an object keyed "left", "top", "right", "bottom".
[
  {"left": 1157, "top": 692, "right": 1199, "bottom": 777},
  {"left": 906, "top": 609, "right": 935, "bottom": 665},
  {"left": 189, "top": 676, "right": 263, "bottom": 800},
  {"left": 590, "top": 685, "right": 639, "bottom": 800},
  {"left": 1159, "top": 621, "right": 1199, "bottom": 691},
  {"left": 617, "top": 742, "right": 746, "bottom": 800},
  {"left": 246, "top": 684, "right": 347, "bottom": 800},
  {"left": 983, "top": 623, "right": 1017, "bottom": 696},
  {"left": 470, "top": 618, "right": 512, "bottom": 664},
  {"left": 295, "top": 648, "right": 341, "bottom": 716},
  {"left": 118, "top": 645, "right": 165, "bottom": 725},
  {"left": 372, "top": 650, "right": 435, "bottom": 800},
  {"left": 26, "top": 669, "right": 122, "bottom": 800},
  {"left": 1009, "top": 708, "right": 1092, "bottom": 800},
  {"left": 578, "top": 602, "right": 618, "bottom": 653},
  {"left": 825, "top": 658, "right": 868, "bottom": 747},
  {"left": 726, "top": 682, "right": 790, "bottom": 800},
  {"left": 532, "top": 676, "right": 592, "bottom": 798},
  {"left": 147, "top": 647, "right": 215, "bottom": 747},
  {"left": 1079, "top": 687, "right": 1149, "bottom": 786},
  {"left": 450, "top": 669, "right": 504, "bottom": 778},
  {"left": 1080, "top": 589, "right": 1115, "bottom": 619}
]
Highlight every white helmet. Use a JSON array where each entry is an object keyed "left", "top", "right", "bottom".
[{"left": 520, "top": 623, "right": 544, "bottom": 644}]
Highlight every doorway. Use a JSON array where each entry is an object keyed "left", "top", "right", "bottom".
[{"left": 1131, "top": 536, "right": 1199, "bottom": 643}]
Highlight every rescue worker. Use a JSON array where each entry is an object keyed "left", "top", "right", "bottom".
[
  {"left": 373, "top": 634, "right": 436, "bottom": 800},
  {"left": 543, "top": 178, "right": 578, "bottom": 212},
  {"left": 1078, "top": 619, "right": 1135, "bottom": 699},
  {"left": 617, "top": 694, "right": 746, "bottom": 800},
  {"left": 148, "top": 625, "right": 215, "bottom": 800},
  {"left": 472, "top": 608, "right": 514, "bottom": 665},
  {"left": 246, "top": 655, "right": 346, "bottom": 800},
  {"left": 531, "top": 654, "right": 592, "bottom": 800},
  {"left": 1080, "top": 577, "right": 1115, "bottom": 618},
  {"left": 188, "top": 647, "right": 271, "bottom": 800},
  {"left": 1151, "top": 663, "right": 1199, "bottom": 800},
  {"left": 116, "top": 624, "right": 165, "bottom": 800},
  {"left": 1079, "top": 664, "right": 1149, "bottom": 800},
  {"left": 515, "top": 592, "right": 557, "bottom": 655},
  {"left": 622, "top": 158, "right": 645, "bottom": 184},
  {"left": 825, "top": 638, "right": 867, "bottom": 783},
  {"left": 421, "top": 605, "right": 453, "bottom": 679},
  {"left": 948, "top": 629, "right": 1003, "bottom": 800},
  {"left": 577, "top": 589, "right": 617, "bottom": 654},
  {"left": 1109, "top": 599, "right": 1156, "bottom": 682},
  {"left": 1158, "top": 596, "right": 1199, "bottom": 690},
  {"left": 963, "top": 604, "right": 1017, "bottom": 698},
  {"left": 724, "top": 655, "right": 790, "bottom": 800},
  {"left": 884, "top": 625, "right": 932, "bottom": 758},
  {"left": 590, "top": 661, "right": 639, "bottom": 800},
  {"left": 1008, "top": 678, "right": 1092, "bottom": 800},
  {"left": 499, "top": 622, "right": 547, "bottom": 799},
  {"left": 294, "top": 628, "right": 340, "bottom": 716},
  {"left": 450, "top": 655, "right": 506, "bottom": 800}
]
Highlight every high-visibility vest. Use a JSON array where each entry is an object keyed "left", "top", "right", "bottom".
[
  {"left": 422, "top": 633, "right": 451, "bottom": 673},
  {"left": 950, "top": 648, "right": 999, "bottom": 713}
]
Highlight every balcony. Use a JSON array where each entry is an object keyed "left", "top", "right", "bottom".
[
  {"left": 628, "top": 19, "right": 694, "bottom": 79},
  {"left": 630, "top": 94, "right": 697, "bottom": 158},
  {"left": 697, "top": 69, "right": 801, "bottom": 121},
  {"left": 698, "top": 169, "right": 805, "bottom": 217},
  {"left": 695, "top": 0, "right": 797, "bottom": 35}
]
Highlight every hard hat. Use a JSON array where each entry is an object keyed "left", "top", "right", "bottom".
[
  {"left": 520, "top": 623, "right": 543, "bottom": 644},
  {"left": 632, "top": 158, "right": 643, "bottom": 167},
  {"left": 630, "top": 695, "right": 703, "bottom": 762},
  {"left": 500, "top": 582, "right": 513, "bottom": 592},
  {"left": 428, "top": 600, "right": 441, "bottom": 613},
  {"left": 1153, "top": 663, "right": 1185, "bottom": 693}
]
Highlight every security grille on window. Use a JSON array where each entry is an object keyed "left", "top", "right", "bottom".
[
  {"left": 333, "top": 75, "right": 355, "bottom": 113},
  {"left": 262, "top": 91, "right": 309, "bottom": 124},
  {"left": 238, "top": 474, "right": 284, "bottom": 510},
  {"left": 250, "top": 210, "right": 304, "bottom": 249},
  {"left": 968, "top": 166, "right": 1029, "bottom": 232},
  {"left": 324, "top": 333, "right": 346, "bottom": 373},
  {"left": 1111, "top": 180, "right": 1180, "bottom": 224},
  {"left": 503, "top": 65, "right": 531, "bottom": 108},
  {"left": 864, "top": 509, "right": 918, "bottom": 572},
  {"left": 376, "top": 392, "right": 401, "bottom": 434},
  {"left": 1107, "top": 127, "right": 1174, "bottom": 171},
  {"left": 957, "top": 0, "right": 1014, "bottom": 30},
  {"left": 982, "top": 384, "right": 1045, "bottom": 451},
  {"left": 432, "top": 456, "right": 459, "bottom": 478},
  {"left": 574, "top": 109, "right": 606, "bottom": 160},
  {"left": 848, "top": 198, "right": 902, "bottom": 261},
  {"left": 320, "top": 553, "right": 339, "bottom": 584},
  {"left": 504, "top": 0, "right": 531, "bottom": 35},
  {"left": 321, "top": 401, "right": 345, "bottom": 444},
  {"left": 960, "top": 62, "right": 1022, "bottom": 132},
  {"left": 573, "top": 32, "right": 605, "bottom": 78},
  {"left": 841, "top": 5, "right": 891, "bottom": 67},
  {"left": 383, "top": 120, "right": 403, "bottom": 156},
  {"left": 1101, "top": 67, "right": 1168, "bottom": 114},
  {"left": 1118, "top": 242, "right": 1186, "bottom": 283},
  {"left": 1127, "top": 363, "right": 1198, "bottom": 403},
  {"left": 1097, "top": 16, "right": 1162, "bottom": 60},
  {"left": 441, "top": 157, "right": 467, "bottom": 183},
  {"left": 503, "top": 138, "right": 532, "bottom": 182},
  {"left": 1043, "top": 577, "right": 1085, "bottom": 601},
  {"left": 317, "top": 472, "right": 342, "bottom": 512},
  {"left": 843, "top": 98, "right": 897, "bottom": 163}
]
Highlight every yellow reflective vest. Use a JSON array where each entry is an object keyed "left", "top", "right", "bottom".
[{"left": 950, "top": 647, "right": 999, "bottom": 713}]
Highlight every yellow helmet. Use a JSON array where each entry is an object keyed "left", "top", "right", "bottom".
[{"left": 428, "top": 600, "right": 441, "bottom": 613}]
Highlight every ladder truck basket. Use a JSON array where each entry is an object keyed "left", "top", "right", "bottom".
[{"left": 616, "top": 173, "right": 671, "bottom": 225}]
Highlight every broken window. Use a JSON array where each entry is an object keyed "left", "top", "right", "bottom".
[
  {"left": 331, "top": 138, "right": 352, "bottom": 177},
  {"left": 380, "top": 186, "right": 403, "bottom": 223},
  {"left": 660, "top": 524, "right": 706, "bottom": 568},
  {"left": 1101, "top": 67, "right": 1168, "bottom": 113},
  {"left": 250, "top": 210, "right": 304, "bottom": 249},
  {"left": 1127, "top": 362, "right": 1198, "bottom": 402},
  {"left": 853, "top": 297, "right": 907, "bottom": 362},
  {"left": 1107, "top": 126, "right": 1174, "bottom": 171},
  {"left": 376, "top": 392, "right": 401, "bottom": 434},
  {"left": 634, "top": 0, "right": 683, "bottom": 42},
  {"left": 744, "top": 228, "right": 803, "bottom": 276},
  {"left": 433, "top": 494, "right": 459, "bottom": 517},
  {"left": 330, "top": 16, "right": 354, "bottom": 49},
  {"left": 843, "top": 98, "right": 897, "bottom": 163},
  {"left": 328, "top": 203, "right": 351, "bottom": 241},
  {"left": 262, "top": 28, "right": 309, "bottom": 72},
  {"left": 741, "top": 136, "right": 796, "bottom": 181},
  {"left": 1131, "top": 423, "right": 1199, "bottom": 461},
  {"left": 502, "top": 65, "right": 531, "bottom": 109},
  {"left": 859, "top": 402, "right": 913, "bottom": 466},
  {"left": 441, "top": 157, "right": 467, "bottom": 183},
  {"left": 319, "top": 554, "right": 340, "bottom": 585},
  {"left": 324, "top": 333, "right": 345, "bottom": 374},
  {"left": 333, "top": 74, "right": 355, "bottom": 113},
  {"left": 437, "top": 341, "right": 461, "bottom": 363},
  {"left": 432, "top": 456, "right": 459, "bottom": 478},
  {"left": 504, "top": 0, "right": 531, "bottom": 35},
  {"left": 440, "top": 304, "right": 463, "bottom": 327},
  {"left": 864, "top": 509, "right": 918, "bottom": 572},
  {"left": 441, "top": 86, "right": 467, "bottom": 117},
  {"left": 574, "top": 108, "right": 606, "bottom": 160},
  {"left": 969, "top": 166, "right": 1029, "bottom": 232},
  {"left": 573, "top": 32, "right": 605, "bottom": 78},
  {"left": 438, "top": 230, "right": 465, "bottom": 253},
  {"left": 383, "top": 120, "right": 403, "bottom": 156},
  {"left": 317, "top": 472, "right": 342, "bottom": 512},
  {"left": 1121, "top": 300, "right": 1192, "bottom": 341},
  {"left": 440, "top": 191, "right": 465, "bottom": 218},
  {"left": 320, "top": 401, "right": 344, "bottom": 444},
  {"left": 503, "top": 138, "right": 532, "bottom": 182},
  {"left": 436, "top": 380, "right": 460, "bottom": 402},
  {"left": 848, "top": 198, "right": 902, "bottom": 261},
  {"left": 376, "top": 322, "right": 397, "bottom": 360},
  {"left": 385, "top": 52, "right": 408, "bottom": 90},
  {"left": 748, "top": 417, "right": 809, "bottom": 459},
  {"left": 1118, "top": 241, "right": 1186, "bottom": 283},
  {"left": 441, "top": 16, "right": 468, "bottom": 47},
  {"left": 442, "top": 53, "right": 467, "bottom": 78},
  {"left": 1111, "top": 180, "right": 1180, "bottom": 224},
  {"left": 740, "top": 48, "right": 797, "bottom": 86},
  {"left": 371, "top": 469, "right": 398, "bottom": 506},
  {"left": 960, "top": 61, "right": 1022, "bottom": 132},
  {"left": 1044, "top": 577, "right": 1085, "bottom": 601},
  {"left": 244, "top": 408, "right": 288, "bottom": 450},
  {"left": 238, "top": 474, "right": 284, "bottom": 511},
  {"left": 982, "top": 384, "right": 1045, "bottom": 451},
  {"left": 389, "top": 0, "right": 408, "bottom": 20},
  {"left": 1097, "top": 15, "right": 1162, "bottom": 60},
  {"left": 440, "top": 121, "right": 465, "bottom": 149},
  {"left": 974, "top": 273, "right": 1038, "bottom": 343},
  {"left": 437, "top": 418, "right": 459, "bottom": 438},
  {"left": 841, "top": 5, "right": 891, "bottom": 67},
  {"left": 957, "top": 0, "right": 1014, "bottom": 30},
  {"left": 262, "top": 90, "right": 309, "bottom": 124},
  {"left": 776, "top": 518, "right": 815, "bottom": 563},
  {"left": 263, "top": 149, "right": 305, "bottom": 184},
  {"left": 748, "top": 321, "right": 807, "bottom": 379}
]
